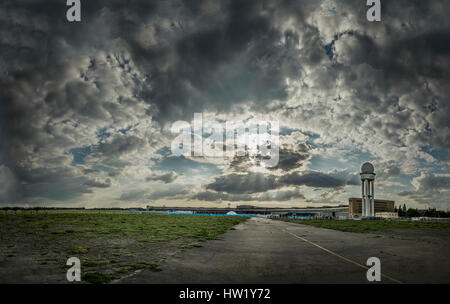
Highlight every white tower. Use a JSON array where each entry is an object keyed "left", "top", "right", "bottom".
[{"left": 360, "top": 162, "right": 375, "bottom": 217}]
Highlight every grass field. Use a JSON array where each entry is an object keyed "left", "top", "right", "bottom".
[
  {"left": 0, "top": 211, "right": 247, "bottom": 283},
  {"left": 277, "top": 219, "right": 450, "bottom": 233}
]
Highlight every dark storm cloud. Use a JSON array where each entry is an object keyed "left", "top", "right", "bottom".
[
  {"left": 206, "top": 172, "right": 278, "bottom": 194},
  {"left": 0, "top": 1, "right": 159, "bottom": 203},
  {"left": 21, "top": 178, "right": 93, "bottom": 202},
  {"left": 94, "top": 135, "right": 145, "bottom": 158},
  {"left": 119, "top": 185, "right": 189, "bottom": 201},
  {"left": 10, "top": 165, "right": 114, "bottom": 202},
  {"left": 106, "top": 0, "right": 319, "bottom": 124},
  {"left": 229, "top": 136, "right": 310, "bottom": 173},
  {"left": 205, "top": 169, "right": 359, "bottom": 195},
  {"left": 279, "top": 170, "right": 359, "bottom": 188},
  {"left": 258, "top": 188, "right": 305, "bottom": 201},
  {"left": 1, "top": 0, "right": 450, "bottom": 206},
  {"left": 269, "top": 143, "right": 310, "bottom": 172},
  {"left": 323, "top": 1, "right": 450, "bottom": 153},
  {"left": 228, "top": 145, "right": 310, "bottom": 173},
  {"left": 0, "top": 0, "right": 160, "bottom": 66},
  {"left": 0, "top": 57, "right": 149, "bottom": 199}
]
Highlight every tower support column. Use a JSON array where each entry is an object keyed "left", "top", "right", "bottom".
[{"left": 370, "top": 180, "right": 375, "bottom": 216}]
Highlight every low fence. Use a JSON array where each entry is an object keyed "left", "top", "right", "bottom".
[{"left": 411, "top": 217, "right": 450, "bottom": 222}]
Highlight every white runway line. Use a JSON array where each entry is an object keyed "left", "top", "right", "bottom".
[{"left": 284, "top": 229, "right": 404, "bottom": 284}]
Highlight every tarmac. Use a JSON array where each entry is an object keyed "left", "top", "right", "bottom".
[{"left": 120, "top": 217, "right": 450, "bottom": 284}]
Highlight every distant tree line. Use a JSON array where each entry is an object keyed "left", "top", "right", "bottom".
[
  {"left": 0, "top": 207, "right": 86, "bottom": 210},
  {"left": 0, "top": 206, "right": 147, "bottom": 214},
  {"left": 395, "top": 204, "right": 450, "bottom": 218}
]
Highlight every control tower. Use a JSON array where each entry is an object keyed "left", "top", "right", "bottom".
[{"left": 360, "top": 162, "right": 376, "bottom": 217}]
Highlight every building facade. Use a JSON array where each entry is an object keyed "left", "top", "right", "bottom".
[{"left": 348, "top": 198, "right": 395, "bottom": 217}]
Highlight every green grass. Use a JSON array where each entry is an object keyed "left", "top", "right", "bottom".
[
  {"left": 148, "top": 263, "right": 162, "bottom": 272},
  {"left": 116, "top": 268, "right": 128, "bottom": 274},
  {"left": 2, "top": 211, "right": 247, "bottom": 242},
  {"left": 82, "top": 259, "right": 110, "bottom": 267},
  {"left": 82, "top": 272, "right": 113, "bottom": 284},
  {"left": 129, "top": 263, "right": 147, "bottom": 269},
  {"left": 68, "top": 245, "right": 89, "bottom": 254},
  {"left": 277, "top": 219, "right": 450, "bottom": 233}
]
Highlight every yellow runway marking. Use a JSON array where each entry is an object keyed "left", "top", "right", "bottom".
[{"left": 285, "top": 230, "right": 404, "bottom": 284}]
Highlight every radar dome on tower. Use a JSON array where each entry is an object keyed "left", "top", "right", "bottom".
[{"left": 361, "top": 162, "right": 374, "bottom": 174}]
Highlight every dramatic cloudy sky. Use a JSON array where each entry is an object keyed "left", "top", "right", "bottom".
[{"left": 1, "top": 0, "right": 449, "bottom": 209}]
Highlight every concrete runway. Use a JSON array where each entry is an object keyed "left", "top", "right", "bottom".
[{"left": 120, "top": 218, "right": 450, "bottom": 284}]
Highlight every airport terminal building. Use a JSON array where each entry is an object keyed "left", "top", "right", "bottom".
[
  {"left": 144, "top": 198, "right": 395, "bottom": 219},
  {"left": 348, "top": 198, "right": 395, "bottom": 217}
]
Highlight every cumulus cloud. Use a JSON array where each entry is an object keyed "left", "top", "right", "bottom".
[
  {"left": 0, "top": 0, "right": 449, "bottom": 209},
  {"left": 83, "top": 178, "right": 112, "bottom": 188},
  {"left": 398, "top": 173, "right": 450, "bottom": 210},
  {"left": 145, "top": 171, "right": 178, "bottom": 183}
]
